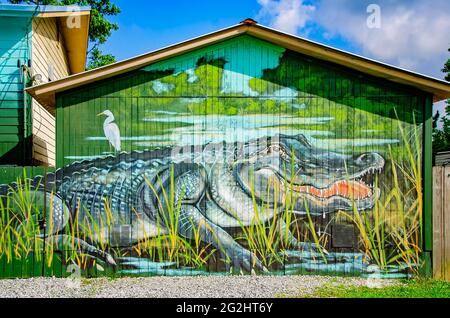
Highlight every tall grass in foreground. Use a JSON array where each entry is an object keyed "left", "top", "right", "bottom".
[
  {"left": 280, "top": 150, "right": 330, "bottom": 257},
  {"left": 233, "top": 150, "right": 329, "bottom": 268},
  {"left": 233, "top": 173, "right": 283, "bottom": 268},
  {"left": 0, "top": 120, "right": 424, "bottom": 276},
  {"left": 0, "top": 174, "right": 44, "bottom": 263},
  {"left": 338, "top": 117, "right": 423, "bottom": 274},
  {"left": 142, "top": 165, "right": 218, "bottom": 268}
]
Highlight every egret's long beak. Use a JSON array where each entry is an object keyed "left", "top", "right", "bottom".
[{"left": 97, "top": 112, "right": 105, "bottom": 117}]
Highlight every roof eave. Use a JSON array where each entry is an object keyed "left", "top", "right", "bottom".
[
  {"left": 247, "top": 25, "right": 450, "bottom": 103},
  {"left": 26, "top": 24, "right": 249, "bottom": 114},
  {"left": 37, "top": 9, "right": 90, "bottom": 18},
  {"left": 1, "top": 4, "right": 91, "bottom": 77},
  {"left": 0, "top": 4, "right": 91, "bottom": 17},
  {"left": 57, "top": 12, "right": 91, "bottom": 74},
  {"left": 26, "top": 23, "right": 450, "bottom": 113}
]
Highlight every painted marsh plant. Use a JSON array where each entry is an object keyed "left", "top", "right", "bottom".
[
  {"left": 0, "top": 123, "right": 424, "bottom": 277},
  {"left": 337, "top": 118, "right": 423, "bottom": 274}
]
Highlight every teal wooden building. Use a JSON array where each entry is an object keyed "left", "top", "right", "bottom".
[
  {"left": 1, "top": 18, "right": 450, "bottom": 278},
  {"left": 0, "top": 4, "right": 90, "bottom": 167}
]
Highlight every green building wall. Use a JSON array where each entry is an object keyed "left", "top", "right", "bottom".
[
  {"left": 0, "top": 34, "right": 434, "bottom": 277},
  {"left": 57, "top": 36, "right": 428, "bottom": 164}
]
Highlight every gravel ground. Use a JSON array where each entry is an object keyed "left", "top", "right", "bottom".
[{"left": 0, "top": 276, "right": 399, "bottom": 298}]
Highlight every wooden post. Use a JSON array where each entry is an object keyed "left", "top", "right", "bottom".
[
  {"left": 433, "top": 166, "right": 450, "bottom": 281},
  {"left": 423, "top": 95, "right": 433, "bottom": 275},
  {"left": 445, "top": 166, "right": 450, "bottom": 280},
  {"left": 433, "top": 166, "right": 443, "bottom": 279}
]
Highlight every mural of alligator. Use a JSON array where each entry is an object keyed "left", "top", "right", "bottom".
[{"left": 0, "top": 134, "right": 384, "bottom": 272}]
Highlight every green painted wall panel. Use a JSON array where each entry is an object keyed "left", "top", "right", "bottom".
[
  {"left": 0, "top": 134, "right": 20, "bottom": 142},
  {"left": 0, "top": 66, "right": 22, "bottom": 76},
  {"left": 0, "top": 57, "right": 26, "bottom": 67},
  {"left": 0, "top": 17, "right": 30, "bottom": 39},
  {"left": 0, "top": 50, "right": 28, "bottom": 65},
  {"left": 0, "top": 102, "right": 24, "bottom": 110},
  {"left": 0, "top": 166, "right": 55, "bottom": 184},
  {"left": 0, "top": 75, "right": 24, "bottom": 84},
  {"left": 1, "top": 34, "right": 430, "bottom": 278}
]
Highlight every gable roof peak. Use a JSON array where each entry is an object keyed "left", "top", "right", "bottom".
[
  {"left": 26, "top": 22, "right": 450, "bottom": 113},
  {"left": 240, "top": 18, "right": 258, "bottom": 25}
]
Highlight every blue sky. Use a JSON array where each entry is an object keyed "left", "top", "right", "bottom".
[
  {"left": 0, "top": 0, "right": 447, "bottom": 80},
  {"left": 100, "top": 0, "right": 450, "bottom": 116},
  {"left": 102, "top": 0, "right": 359, "bottom": 64},
  {"left": 102, "top": 0, "right": 448, "bottom": 77},
  {"left": 1, "top": 0, "right": 449, "bottom": 114}
]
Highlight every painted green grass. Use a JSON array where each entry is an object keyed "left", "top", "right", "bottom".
[
  {"left": 308, "top": 279, "right": 450, "bottom": 298},
  {"left": 0, "top": 116, "right": 424, "bottom": 277},
  {"left": 329, "top": 115, "right": 423, "bottom": 276}
]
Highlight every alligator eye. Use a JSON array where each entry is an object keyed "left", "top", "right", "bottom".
[{"left": 357, "top": 153, "right": 375, "bottom": 165}]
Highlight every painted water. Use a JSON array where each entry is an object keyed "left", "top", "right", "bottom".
[
  {"left": 74, "top": 114, "right": 399, "bottom": 161},
  {"left": 117, "top": 252, "right": 413, "bottom": 279},
  {"left": 57, "top": 112, "right": 411, "bottom": 280}
]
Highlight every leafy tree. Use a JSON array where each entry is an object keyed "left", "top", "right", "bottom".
[
  {"left": 433, "top": 48, "right": 450, "bottom": 154},
  {"left": 87, "top": 47, "right": 115, "bottom": 70},
  {"left": 443, "top": 48, "right": 450, "bottom": 82},
  {"left": 432, "top": 110, "right": 440, "bottom": 129},
  {"left": 433, "top": 115, "right": 450, "bottom": 154},
  {"left": 9, "top": 0, "right": 120, "bottom": 69}
]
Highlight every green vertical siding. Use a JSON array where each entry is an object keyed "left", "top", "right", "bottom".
[
  {"left": 0, "top": 16, "right": 31, "bottom": 165},
  {"left": 49, "top": 35, "right": 429, "bottom": 277},
  {"left": 0, "top": 34, "right": 432, "bottom": 278},
  {"left": 58, "top": 35, "right": 426, "bottom": 168}
]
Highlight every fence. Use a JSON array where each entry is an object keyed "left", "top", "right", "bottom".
[{"left": 432, "top": 165, "right": 450, "bottom": 281}]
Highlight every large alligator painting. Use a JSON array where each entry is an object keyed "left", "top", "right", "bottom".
[{"left": 0, "top": 134, "right": 385, "bottom": 272}]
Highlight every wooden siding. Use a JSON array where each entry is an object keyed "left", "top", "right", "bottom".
[
  {"left": 27, "top": 23, "right": 450, "bottom": 112},
  {"left": 31, "top": 17, "right": 68, "bottom": 166},
  {"left": 433, "top": 166, "right": 450, "bottom": 281},
  {"left": 0, "top": 34, "right": 431, "bottom": 278},
  {"left": 31, "top": 100, "right": 55, "bottom": 166},
  {"left": 435, "top": 151, "right": 450, "bottom": 166},
  {"left": 49, "top": 35, "right": 427, "bottom": 277},
  {"left": 32, "top": 17, "right": 69, "bottom": 81},
  {"left": 0, "top": 17, "right": 30, "bottom": 165}
]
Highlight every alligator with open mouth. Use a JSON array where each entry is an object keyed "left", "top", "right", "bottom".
[{"left": 0, "top": 134, "right": 385, "bottom": 272}]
